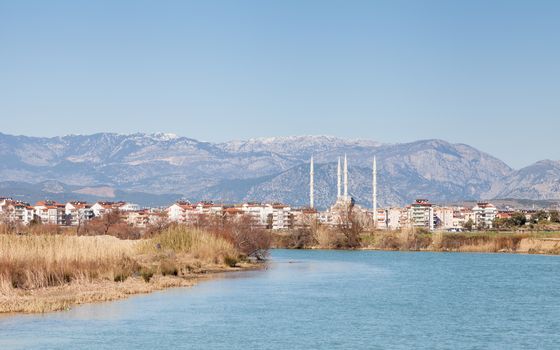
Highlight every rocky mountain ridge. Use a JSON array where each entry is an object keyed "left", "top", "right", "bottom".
[{"left": 0, "top": 132, "right": 558, "bottom": 208}]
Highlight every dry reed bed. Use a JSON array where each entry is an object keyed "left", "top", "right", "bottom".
[
  {"left": 0, "top": 227, "right": 246, "bottom": 313},
  {"left": 0, "top": 275, "right": 196, "bottom": 314},
  {"left": 141, "top": 226, "right": 238, "bottom": 262},
  {"left": 0, "top": 235, "right": 138, "bottom": 291},
  {"left": 365, "top": 231, "right": 560, "bottom": 254}
]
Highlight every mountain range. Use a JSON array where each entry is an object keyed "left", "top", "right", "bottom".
[{"left": 0, "top": 132, "right": 559, "bottom": 209}]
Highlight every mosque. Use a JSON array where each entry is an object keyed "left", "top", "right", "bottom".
[{"left": 309, "top": 155, "right": 379, "bottom": 227}]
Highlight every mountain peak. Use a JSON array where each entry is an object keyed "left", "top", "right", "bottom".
[{"left": 0, "top": 132, "right": 557, "bottom": 206}]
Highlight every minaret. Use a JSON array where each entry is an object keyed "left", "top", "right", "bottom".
[
  {"left": 373, "top": 156, "right": 377, "bottom": 227},
  {"left": 310, "top": 156, "right": 314, "bottom": 209},
  {"left": 343, "top": 154, "right": 348, "bottom": 200},
  {"left": 337, "top": 157, "right": 342, "bottom": 198}
]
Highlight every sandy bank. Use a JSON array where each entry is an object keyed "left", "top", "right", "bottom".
[
  {"left": 0, "top": 263, "right": 258, "bottom": 314},
  {"left": 517, "top": 238, "right": 560, "bottom": 254}
]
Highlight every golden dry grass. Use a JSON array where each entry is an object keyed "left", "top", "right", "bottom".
[
  {"left": 359, "top": 230, "right": 560, "bottom": 254},
  {"left": 0, "top": 275, "right": 197, "bottom": 314},
  {"left": 0, "top": 227, "right": 251, "bottom": 313},
  {"left": 314, "top": 226, "right": 337, "bottom": 249},
  {"left": 0, "top": 235, "right": 138, "bottom": 291},
  {"left": 141, "top": 226, "right": 238, "bottom": 263}
]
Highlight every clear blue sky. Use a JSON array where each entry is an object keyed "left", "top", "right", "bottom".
[{"left": 1, "top": 0, "right": 559, "bottom": 168}]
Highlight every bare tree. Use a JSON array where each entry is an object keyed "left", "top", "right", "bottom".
[
  {"left": 86, "top": 209, "right": 123, "bottom": 236},
  {"left": 287, "top": 227, "right": 316, "bottom": 249},
  {"left": 75, "top": 213, "right": 84, "bottom": 236},
  {"left": 0, "top": 209, "right": 16, "bottom": 234},
  {"left": 337, "top": 205, "right": 363, "bottom": 249},
  {"left": 145, "top": 211, "right": 170, "bottom": 237},
  {"left": 101, "top": 210, "right": 122, "bottom": 235},
  {"left": 226, "top": 215, "right": 271, "bottom": 260}
]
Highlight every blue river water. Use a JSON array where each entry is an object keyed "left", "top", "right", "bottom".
[{"left": 0, "top": 250, "right": 559, "bottom": 349}]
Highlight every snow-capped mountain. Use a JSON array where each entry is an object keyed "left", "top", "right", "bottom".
[{"left": 0, "top": 132, "right": 557, "bottom": 208}]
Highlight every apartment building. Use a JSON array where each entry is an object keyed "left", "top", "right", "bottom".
[
  {"left": 65, "top": 201, "right": 94, "bottom": 226},
  {"left": 0, "top": 199, "right": 34, "bottom": 225},
  {"left": 34, "top": 201, "right": 65, "bottom": 225},
  {"left": 408, "top": 199, "right": 435, "bottom": 231},
  {"left": 387, "top": 207, "right": 409, "bottom": 230},
  {"left": 434, "top": 207, "right": 454, "bottom": 230},
  {"left": 271, "top": 204, "right": 292, "bottom": 230},
  {"left": 472, "top": 202, "right": 498, "bottom": 229},
  {"left": 240, "top": 203, "right": 273, "bottom": 228}
]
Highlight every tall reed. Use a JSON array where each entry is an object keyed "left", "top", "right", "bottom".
[
  {"left": 1, "top": 226, "right": 245, "bottom": 295},
  {"left": 142, "top": 226, "right": 237, "bottom": 262},
  {"left": 0, "top": 235, "right": 138, "bottom": 290}
]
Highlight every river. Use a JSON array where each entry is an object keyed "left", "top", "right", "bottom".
[{"left": 1, "top": 250, "right": 559, "bottom": 349}]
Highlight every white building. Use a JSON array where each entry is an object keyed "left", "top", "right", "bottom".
[
  {"left": 408, "top": 199, "right": 435, "bottom": 231},
  {"left": 0, "top": 199, "right": 34, "bottom": 225},
  {"left": 387, "top": 207, "right": 410, "bottom": 230},
  {"left": 271, "top": 204, "right": 292, "bottom": 230},
  {"left": 372, "top": 208, "right": 388, "bottom": 229},
  {"left": 0, "top": 198, "right": 12, "bottom": 210},
  {"left": 166, "top": 202, "right": 225, "bottom": 225},
  {"left": 166, "top": 202, "right": 192, "bottom": 223},
  {"left": 13, "top": 202, "right": 35, "bottom": 225},
  {"left": 434, "top": 207, "right": 454, "bottom": 230},
  {"left": 291, "top": 208, "right": 318, "bottom": 228},
  {"left": 125, "top": 209, "right": 165, "bottom": 228},
  {"left": 65, "top": 201, "right": 94, "bottom": 226},
  {"left": 91, "top": 201, "right": 128, "bottom": 217},
  {"left": 472, "top": 202, "right": 498, "bottom": 229},
  {"left": 119, "top": 202, "right": 140, "bottom": 212},
  {"left": 195, "top": 202, "right": 224, "bottom": 215},
  {"left": 34, "top": 201, "right": 65, "bottom": 225},
  {"left": 241, "top": 203, "right": 273, "bottom": 228}
]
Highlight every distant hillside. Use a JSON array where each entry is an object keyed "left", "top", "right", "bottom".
[
  {"left": 487, "top": 160, "right": 560, "bottom": 201},
  {"left": 0, "top": 180, "right": 182, "bottom": 207},
  {"left": 0, "top": 132, "right": 558, "bottom": 208}
]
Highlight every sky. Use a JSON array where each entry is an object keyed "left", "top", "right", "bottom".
[{"left": 0, "top": 0, "right": 559, "bottom": 168}]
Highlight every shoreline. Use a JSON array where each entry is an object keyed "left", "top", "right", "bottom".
[
  {"left": 3, "top": 243, "right": 558, "bottom": 316},
  {"left": 357, "top": 246, "right": 560, "bottom": 256},
  {"left": 273, "top": 233, "right": 560, "bottom": 255},
  {"left": 0, "top": 226, "right": 270, "bottom": 316},
  {"left": 0, "top": 262, "right": 262, "bottom": 315},
  {"left": 277, "top": 246, "right": 560, "bottom": 256}
]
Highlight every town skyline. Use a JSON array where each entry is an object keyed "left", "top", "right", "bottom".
[{"left": 0, "top": 194, "right": 542, "bottom": 233}]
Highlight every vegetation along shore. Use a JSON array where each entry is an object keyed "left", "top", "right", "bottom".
[
  {"left": 2, "top": 212, "right": 559, "bottom": 315},
  {"left": 0, "top": 220, "right": 270, "bottom": 314},
  {"left": 272, "top": 225, "right": 560, "bottom": 255}
]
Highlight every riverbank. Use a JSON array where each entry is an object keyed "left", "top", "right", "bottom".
[
  {"left": 3, "top": 250, "right": 559, "bottom": 350},
  {"left": 364, "top": 231, "right": 560, "bottom": 254},
  {"left": 0, "top": 227, "right": 262, "bottom": 314},
  {"left": 272, "top": 229, "right": 560, "bottom": 255},
  {"left": 0, "top": 265, "right": 256, "bottom": 314}
]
